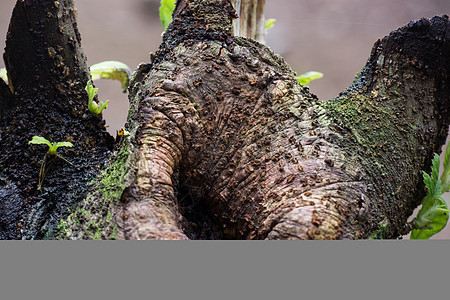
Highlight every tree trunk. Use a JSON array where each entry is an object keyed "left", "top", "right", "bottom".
[
  {"left": 0, "top": 77, "right": 13, "bottom": 120},
  {"left": 1, "top": 0, "right": 449, "bottom": 239},
  {"left": 0, "top": 0, "right": 113, "bottom": 239}
]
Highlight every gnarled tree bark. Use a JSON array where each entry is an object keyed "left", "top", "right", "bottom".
[{"left": 0, "top": 0, "right": 449, "bottom": 239}]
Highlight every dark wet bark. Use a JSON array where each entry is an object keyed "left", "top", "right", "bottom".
[
  {"left": 0, "top": 0, "right": 113, "bottom": 239},
  {"left": 1, "top": 0, "right": 449, "bottom": 239},
  {"left": 0, "top": 78, "right": 13, "bottom": 120}
]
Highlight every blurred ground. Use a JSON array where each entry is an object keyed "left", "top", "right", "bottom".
[{"left": 0, "top": 0, "right": 449, "bottom": 238}]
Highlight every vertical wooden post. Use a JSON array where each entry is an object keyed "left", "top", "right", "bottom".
[{"left": 232, "top": 0, "right": 266, "bottom": 43}]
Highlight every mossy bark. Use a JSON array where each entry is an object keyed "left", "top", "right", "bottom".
[
  {"left": 59, "top": 4, "right": 448, "bottom": 239},
  {"left": 323, "top": 16, "right": 450, "bottom": 238},
  {"left": 1, "top": 0, "right": 449, "bottom": 240}
]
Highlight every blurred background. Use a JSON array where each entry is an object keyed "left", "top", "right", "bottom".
[{"left": 0, "top": 0, "right": 449, "bottom": 238}]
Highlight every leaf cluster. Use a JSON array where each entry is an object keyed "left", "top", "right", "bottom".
[
  {"left": 411, "top": 144, "right": 450, "bottom": 239},
  {"left": 85, "top": 81, "right": 109, "bottom": 115}
]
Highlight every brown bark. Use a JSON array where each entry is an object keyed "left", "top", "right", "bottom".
[
  {"left": 0, "top": 0, "right": 449, "bottom": 240},
  {"left": 73, "top": 2, "right": 448, "bottom": 240},
  {"left": 325, "top": 16, "right": 450, "bottom": 238}
]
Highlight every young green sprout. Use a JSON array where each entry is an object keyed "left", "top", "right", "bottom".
[
  {"left": 410, "top": 143, "right": 450, "bottom": 239},
  {"left": 89, "top": 61, "right": 131, "bottom": 93},
  {"left": 296, "top": 71, "right": 324, "bottom": 86},
  {"left": 28, "top": 136, "right": 74, "bottom": 191},
  {"left": 85, "top": 80, "right": 109, "bottom": 115},
  {"left": 29, "top": 136, "right": 73, "bottom": 155},
  {"left": 265, "top": 18, "right": 276, "bottom": 31}
]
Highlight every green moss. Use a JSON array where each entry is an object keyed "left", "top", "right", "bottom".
[
  {"left": 42, "top": 226, "right": 54, "bottom": 240},
  {"left": 99, "top": 144, "right": 130, "bottom": 201},
  {"left": 322, "top": 78, "right": 418, "bottom": 234},
  {"left": 324, "top": 91, "right": 396, "bottom": 151},
  {"left": 57, "top": 219, "right": 69, "bottom": 237},
  {"left": 369, "top": 222, "right": 388, "bottom": 240},
  {"left": 93, "top": 227, "right": 103, "bottom": 240},
  {"left": 54, "top": 142, "right": 131, "bottom": 239},
  {"left": 109, "top": 225, "right": 118, "bottom": 240},
  {"left": 106, "top": 211, "right": 112, "bottom": 223}
]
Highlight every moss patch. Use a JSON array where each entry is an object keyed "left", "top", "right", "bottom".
[
  {"left": 54, "top": 142, "right": 131, "bottom": 239},
  {"left": 368, "top": 221, "right": 389, "bottom": 239},
  {"left": 99, "top": 144, "right": 130, "bottom": 201},
  {"left": 323, "top": 84, "right": 399, "bottom": 157}
]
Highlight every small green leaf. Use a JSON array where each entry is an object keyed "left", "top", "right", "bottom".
[
  {"left": 441, "top": 143, "right": 450, "bottom": 193},
  {"left": 85, "top": 81, "right": 109, "bottom": 114},
  {"left": 265, "top": 18, "right": 276, "bottom": 31},
  {"left": 0, "top": 68, "right": 8, "bottom": 83},
  {"left": 411, "top": 197, "right": 449, "bottom": 239},
  {"left": 53, "top": 142, "right": 74, "bottom": 148},
  {"left": 422, "top": 172, "right": 433, "bottom": 195},
  {"left": 85, "top": 80, "right": 98, "bottom": 101},
  {"left": 29, "top": 136, "right": 52, "bottom": 148},
  {"left": 159, "top": 0, "right": 176, "bottom": 31},
  {"left": 296, "top": 71, "right": 324, "bottom": 86},
  {"left": 421, "top": 154, "right": 442, "bottom": 207},
  {"left": 88, "top": 97, "right": 99, "bottom": 114},
  {"left": 48, "top": 142, "right": 74, "bottom": 155},
  {"left": 98, "top": 100, "right": 110, "bottom": 113},
  {"left": 428, "top": 153, "right": 441, "bottom": 197},
  {"left": 88, "top": 98, "right": 109, "bottom": 115},
  {"left": 90, "top": 61, "right": 131, "bottom": 92},
  {"left": 29, "top": 136, "right": 73, "bottom": 155}
]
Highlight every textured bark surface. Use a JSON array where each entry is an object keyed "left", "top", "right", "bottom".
[
  {"left": 324, "top": 16, "right": 450, "bottom": 238},
  {"left": 0, "top": 0, "right": 113, "bottom": 239},
  {"left": 1, "top": 0, "right": 449, "bottom": 240},
  {"left": 57, "top": 5, "right": 449, "bottom": 239},
  {"left": 0, "top": 78, "right": 13, "bottom": 120}
]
